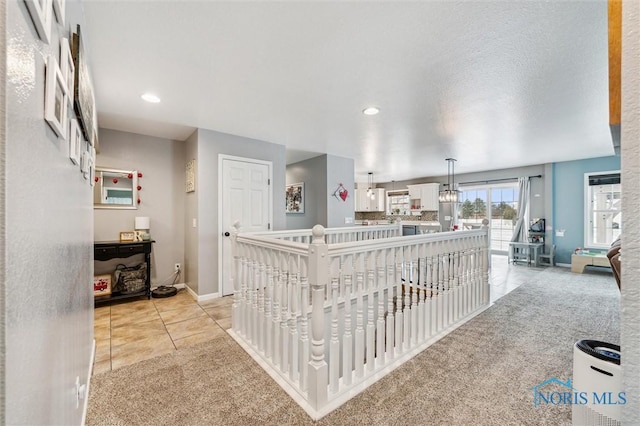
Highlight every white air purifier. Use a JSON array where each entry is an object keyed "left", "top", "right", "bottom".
[{"left": 572, "top": 340, "right": 622, "bottom": 426}]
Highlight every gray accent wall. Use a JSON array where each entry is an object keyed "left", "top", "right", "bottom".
[
  {"left": 190, "top": 129, "right": 286, "bottom": 297},
  {"left": 184, "top": 130, "right": 199, "bottom": 293},
  {"left": 94, "top": 129, "right": 186, "bottom": 284},
  {"left": 286, "top": 154, "right": 355, "bottom": 229},
  {"left": 286, "top": 156, "right": 327, "bottom": 229},
  {"left": 326, "top": 154, "right": 355, "bottom": 228},
  {"left": 4, "top": 1, "right": 93, "bottom": 423}
]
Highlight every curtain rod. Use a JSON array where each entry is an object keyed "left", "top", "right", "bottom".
[{"left": 458, "top": 174, "right": 542, "bottom": 186}]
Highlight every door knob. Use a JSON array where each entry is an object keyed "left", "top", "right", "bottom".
[{"left": 223, "top": 232, "right": 230, "bottom": 237}]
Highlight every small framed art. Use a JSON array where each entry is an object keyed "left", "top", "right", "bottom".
[
  {"left": 119, "top": 231, "right": 135, "bottom": 242},
  {"left": 186, "top": 159, "right": 196, "bottom": 193},
  {"left": 286, "top": 182, "right": 304, "bottom": 214},
  {"left": 44, "top": 55, "right": 68, "bottom": 139}
]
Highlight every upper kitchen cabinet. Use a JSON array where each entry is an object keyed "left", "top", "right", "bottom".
[
  {"left": 355, "top": 188, "right": 385, "bottom": 212},
  {"left": 407, "top": 183, "right": 440, "bottom": 211}
]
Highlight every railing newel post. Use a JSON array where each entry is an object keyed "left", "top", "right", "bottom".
[
  {"left": 231, "top": 221, "right": 241, "bottom": 333},
  {"left": 308, "top": 225, "right": 328, "bottom": 410}
]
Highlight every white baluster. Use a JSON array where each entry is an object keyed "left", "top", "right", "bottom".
[
  {"left": 394, "top": 256, "right": 403, "bottom": 355},
  {"left": 330, "top": 277, "right": 340, "bottom": 393},
  {"left": 402, "top": 247, "right": 410, "bottom": 351},
  {"left": 264, "top": 261, "right": 273, "bottom": 360},
  {"left": 281, "top": 251, "right": 289, "bottom": 374},
  {"left": 343, "top": 265, "right": 353, "bottom": 386},
  {"left": 354, "top": 266, "right": 365, "bottom": 379},
  {"left": 411, "top": 245, "right": 419, "bottom": 346},
  {"left": 257, "top": 248, "right": 266, "bottom": 352},
  {"left": 376, "top": 260, "right": 385, "bottom": 367},
  {"left": 299, "top": 257, "right": 310, "bottom": 392},
  {"left": 425, "top": 248, "right": 433, "bottom": 338},
  {"left": 272, "top": 250, "right": 281, "bottom": 368},
  {"left": 385, "top": 248, "right": 395, "bottom": 360},
  {"left": 231, "top": 221, "right": 241, "bottom": 333},
  {"left": 289, "top": 255, "right": 299, "bottom": 382},
  {"left": 417, "top": 243, "right": 426, "bottom": 342},
  {"left": 366, "top": 263, "right": 375, "bottom": 372}
]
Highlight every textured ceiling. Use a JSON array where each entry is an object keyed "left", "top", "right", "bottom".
[{"left": 82, "top": 1, "right": 613, "bottom": 183}]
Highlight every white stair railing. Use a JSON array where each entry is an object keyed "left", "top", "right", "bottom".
[{"left": 229, "top": 223, "right": 489, "bottom": 420}]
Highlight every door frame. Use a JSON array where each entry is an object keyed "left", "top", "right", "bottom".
[
  {"left": 217, "top": 154, "right": 273, "bottom": 296},
  {"left": 458, "top": 182, "right": 519, "bottom": 255}
]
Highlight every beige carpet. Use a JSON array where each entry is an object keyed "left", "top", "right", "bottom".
[{"left": 87, "top": 267, "right": 620, "bottom": 425}]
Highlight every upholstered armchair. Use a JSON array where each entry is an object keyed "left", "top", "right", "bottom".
[{"left": 607, "top": 236, "right": 621, "bottom": 290}]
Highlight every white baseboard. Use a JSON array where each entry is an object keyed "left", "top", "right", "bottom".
[
  {"left": 82, "top": 340, "right": 96, "bottom": 426},
  {"left": 556, "top": 263, "right": 571, "bottom": 268},
  {"left": 196, "top": 291, "right": 221, "bottom": 303},
  {"left": 161, "top": 283, "right": 224, "bottom": 303}
]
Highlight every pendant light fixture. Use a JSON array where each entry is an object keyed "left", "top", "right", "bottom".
[
  {"left": 439, "top": 158, "right": 461, "bottom": 203},
  {"left": 367, "top": 172, "right": 376, "bottom": 199}
]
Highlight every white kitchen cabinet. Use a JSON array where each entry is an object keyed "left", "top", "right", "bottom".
[
  {"left": 355, "top": 188, "right": 385, "bottom": 212},
  {"left": 407, "top": 183, "right": 440, "bottom": 211}
]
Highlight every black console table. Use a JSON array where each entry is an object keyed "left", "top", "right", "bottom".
[{"left": 94, "top": 240, "right": 154, "bottom": 304}]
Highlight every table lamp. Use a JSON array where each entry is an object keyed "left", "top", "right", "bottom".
[{"left": 134, "top": 216, "right": 151, "bottom": 241}]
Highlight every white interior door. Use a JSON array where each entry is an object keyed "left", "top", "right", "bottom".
[{"left": 220, "top": 157, "right": 271, "bottom": 296}]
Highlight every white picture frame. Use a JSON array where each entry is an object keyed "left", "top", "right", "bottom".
[
  {"left": 285, "top": 182, "right": 305, "bottom": 214},
  {"left": 24, "top": 0, "right": 52, "bottom": 44},
  {"left": 80, "top": 149, "right": 89, "bottom": 178},
  {"left": 60, "top": 38, "right": 75, "bottom": 106},
  {"left": 68, "top": 118, "right": 81, "bottom": 164},
  {"left": 186, "top": 159, "right": 196, "bottom": 193},
  {"left": 52, "top": 0, "right": 65, "bottom": 26},
  {"left": 89, "top": 156, "right": 95, "bottom": 186},
  {"left": 44, "top": 55, "right": 68, "bottom": 139}
]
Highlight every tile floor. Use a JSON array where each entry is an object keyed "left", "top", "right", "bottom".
[
  {"left": 93, "top": 255, "right": 543, "bottom": 375},
  {"left": 93, "top": 289, "right": 233, "bottom": 374}
]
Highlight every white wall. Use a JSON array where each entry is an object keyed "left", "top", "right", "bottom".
[
  {"left": 94, "top": 129, "right": 185, "bottom": 284},
  {"left": 621, "top": 1, "right": 640, "bottom": 422},
  {"left": 4, "top": 0, "right": 93, "bottom": 423},
  {"left": 325, "top": 154, "right": 355, "bottom": 228},
  {"left": 190, "top": 128, "right": 286, "bottom": 297}
]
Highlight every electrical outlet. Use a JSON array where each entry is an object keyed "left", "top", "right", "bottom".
[{"left": 175, "top": 263, "right": 181, "bottom": 273}]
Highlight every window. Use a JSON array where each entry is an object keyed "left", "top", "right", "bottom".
[
  {"left": 585, "top": 171, "right": 621, "bottom": 248},
  {"left": 458, "top": 183, "right": 519, "bottom": 253},
  {"left": 105, "top": 188, "right": 133, "bottom": 205}
]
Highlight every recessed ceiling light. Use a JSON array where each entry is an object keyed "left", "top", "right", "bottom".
[
  {"left": 362, "top": 107, "right": 380, "bottom": 115},
  {"left": 141, "top": 93, "right": 161, "bottom": 103}
]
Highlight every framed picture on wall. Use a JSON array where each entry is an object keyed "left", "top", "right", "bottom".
[
  {"left": 24, "top": 0, "right": 52, "bottom": 44},
  {"left": 285, "top": 182, "right": 304, "bottom": 214},
  {"left": 60, "top": 38, "right": 75, "bottom": 106},
  {"left": 186, "top": 159, "right": 196, "bottom": 193},
  {"left": 72, "top": 25, "right": 95, "bottom": 143},
  {"left": 44, "top": 55, "right": 68, "bottom": 139},
  {"left": 68, "top": 118, "right": 82, "bottom": 164}
]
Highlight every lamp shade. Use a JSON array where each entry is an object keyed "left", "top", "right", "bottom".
[{"left": 134, "top": 216, "right": 150, "bottom": 230}]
